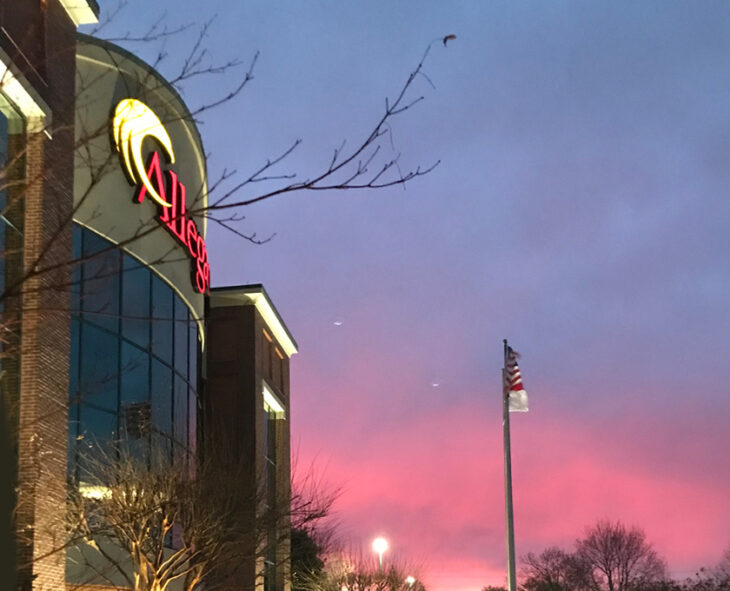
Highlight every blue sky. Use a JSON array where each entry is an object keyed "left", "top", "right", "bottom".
[{"left": 87, "top": 3, "right": 730, "bottom": 589}]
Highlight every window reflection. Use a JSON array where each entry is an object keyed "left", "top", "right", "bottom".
[
  {"left": 69, "top": 225, "right": 199, "bottom": 479},
  {"left": 151, "top": 358, "right": 173, "bottom": 460},
  {"left": 121, "top": 342, "right": 149, "bottom": 405},
  {"left": 81, "top": 231, "right": 120, "bottom": 331},
  {"left": 174, "top": 297, "right": 188, "bottom": 378},
  {"left": 152, "top": 275, "right": 173, "bottom": 365},
  {"left": 121, "top": 256, "right": 150, "bottom": 347},
  {"left": 173, "top": 375, "right": 188, "bottom": 457},
  {"left": 79, "top": 322, "right": 119, "bottom": 412}
]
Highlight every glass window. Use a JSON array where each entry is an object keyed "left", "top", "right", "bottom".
[
  {"left": 151, "top": 357, "right": 173, "bottom": 463},
  {"left": 120, "top": 342, "right": 149, "bottom": 405},
  {"left": 151, "top": 358, "right": 173, "bottom": 436},
  {"left": 189, "top": 326, "right": 198, "bottom": 394},
  {"left": 69, "top": 226, "right": 202, "bottom": 474},
  {"left": 173, "top": 374, "right": 188, "bottom": 451},
  {"left": 188, "top": 387, "right": 197, "bottom": 456},
  {"left": 78, "top": 322, "right": 119, "bottom": 413},
  {"left": 122, "top": 399, "right": 151, "bottom": 463},
  {"left": 121, "top": 339, "right": 151, "bottom": 456},
  {"left": 77, "top": 404, "right": 118, "bottom": 479},
  {"left": 173, "top": 298, "right": 188, "bottom": 379},
  {"left": 151, "top": 275, "right": 173, "bottom": 365},
  {"left": 0, "top": 101, "right": 25, "bottom": 318},
  {"left": 121, "top": 256, "right": 150, "bottom": 348},
  {"left": 79, "top": 405, "right": 117, "bottom": 447},
  {"left": 262, "top": 404, "right": 270, "bottom": 460},
  {"left": 82, "top": 232, "right": 120, "bottom": 331}
]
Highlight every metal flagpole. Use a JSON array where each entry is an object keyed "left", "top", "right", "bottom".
[{"left": 502, "top": 339, "right": 517, "bottom": 591}]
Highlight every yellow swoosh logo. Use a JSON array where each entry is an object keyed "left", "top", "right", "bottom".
[{"left": 112, "top": 99, "right": 174, "bottom": 208}]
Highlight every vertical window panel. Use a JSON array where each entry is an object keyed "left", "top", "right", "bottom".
[
  {"left": 187, "top": 387, "right": 197, "bottom": 454},
  {"left": 78, "top": 322, "right": 118, "bottom": 413},
  {"left": 121, "top": 256, "right": 151, "bottom": 348},
  {"left": 81, "top": 232, "right": 120, "bottom": 331},
  {"left": 173, "top": 299, "right": 188, "bottom": 379},
  {"left": 77, "top": 406, "right": 117, "bottom": 479},
  {"left": 120, "top": 343, "right": 151, "bottom": 461},
  {"left": 173, "top": 374, "right": 188, "bottom": 455},
  {"left": 78, "top": 406, "right": 117, "bottom": 450},
  {"left": 188, "top": 323, "right": 198, "bottom": 389},
  {"left": 151, "top": 358, "right": 173, "bottom": 437},
  {"left": 68, "top": 226, "right": 203, "bottom": 477},
  {"left": 120, "top": 342, "right": 149, "bottom": 405},
  {"left": 151, "top": 275, "right": 173, "bottom": 365}
]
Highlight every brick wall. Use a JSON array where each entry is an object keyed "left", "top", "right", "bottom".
[
  {"left": 2, "top": 2, "right": 78, "bottom": 590},
  {"left": 206, "top": 299, "right": 293, "bottom": 591}
]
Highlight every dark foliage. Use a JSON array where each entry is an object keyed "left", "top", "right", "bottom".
[{"left": 291, "top": 527, "right": 325, "bottom": 591}]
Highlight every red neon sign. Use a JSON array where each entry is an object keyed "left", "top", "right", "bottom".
[
  {"left": 112, "top": 99, "right": 210, "bottom": 294},
  {"left": 136, "top": 151, "right": 210, "bottom": 293}
]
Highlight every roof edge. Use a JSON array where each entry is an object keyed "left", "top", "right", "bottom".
[
  {"left": 60, "top": 0, "right": 100, "bottom": 26},
  {"left": 209, "top": 284, "right": 298, "bottom": 357}
]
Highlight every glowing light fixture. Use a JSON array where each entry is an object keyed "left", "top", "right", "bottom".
[
  {"left": 78, "top": 482, "right": 111, "bottom": 500},
  {"left": 112, "top": 98, "right": 174, "bottom": 208},
  {"left": 263, "top": 383, "right": 285, "bottom": 418},
  {"left": 372, "top": 537, "right": 388, "bottom": 572}
]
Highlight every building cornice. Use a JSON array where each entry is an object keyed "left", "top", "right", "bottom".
[
  {"left": 0, "top": 46, "right": 51, "bottom": 132},
  {"left": 209, "top": 284, "right": 298, "bottom": 357},
  {"left": 59, "top": 0, "right": 100, "bottom": 27}
]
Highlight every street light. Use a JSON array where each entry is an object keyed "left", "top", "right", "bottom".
[
  {"left": 372, "top": 537, "right": 388, "bottom": 572},
  {"left": 406, "top": 576, "right": 416, "bottom": 588}
]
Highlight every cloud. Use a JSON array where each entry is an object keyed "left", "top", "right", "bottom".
[{"left": 294, "top": 389, "right": 729, "bottom": 587}]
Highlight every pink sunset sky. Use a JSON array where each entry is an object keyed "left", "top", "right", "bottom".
[{"left": 91, "top": 2, "right": 730, "bottom": 590}]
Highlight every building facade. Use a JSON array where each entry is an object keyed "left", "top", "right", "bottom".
[
  {"left": 208, "top": 285, "right": 297, "bottom": 591},
  {"left": 1, "top": 3, "right": 98, "bottom": 589},
  {"left": 1, "top": 4, "right": 296, "bottom": 591}
]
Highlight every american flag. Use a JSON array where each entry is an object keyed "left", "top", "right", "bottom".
[{"left": 506, "top": 346, "right": 529, "bottom": 412}]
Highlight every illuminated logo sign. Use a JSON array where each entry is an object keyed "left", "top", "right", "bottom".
[{"left": 112, "top": 98, "right": 210, "bottom": 293}]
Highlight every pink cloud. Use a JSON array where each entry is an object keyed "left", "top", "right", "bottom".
[{"left": 293, "top": 380, "right": 729, "bottom": 591}]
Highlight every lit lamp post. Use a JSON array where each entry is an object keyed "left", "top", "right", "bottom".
[
  {"left": 406, "top": 576, "right": 416, "bottom": 588},
  {"left": 372, "top": 537, "right": 388, "bottom": 573}
]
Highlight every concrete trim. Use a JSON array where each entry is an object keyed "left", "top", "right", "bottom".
[
  {"left": 59, "top": 0, "right": 100, "bottom": 26},
  {"left": 209, "top": 284, "right": 298, "bottom": 357},
  {"left": 0, "top": 46, "right": 51, "bottom": 132}
]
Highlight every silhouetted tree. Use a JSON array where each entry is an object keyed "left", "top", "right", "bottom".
[
  {"left": 520, "top": 547, "right": 583, "bottom": 591},
  {"left": 678, "top": 546, "right": 730, "bottom": 591},
  {"left": 302, "top": 552, "right": 424, "bottom": 591},
  {"left": 291, "top": 527, "right": 326, "bottom": 591},
  {"left": 715, "top": 548, "right": 730, "bottom": 584},
  {"left": 574, "top": 521, "right": 666, "bottom": 591}
]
